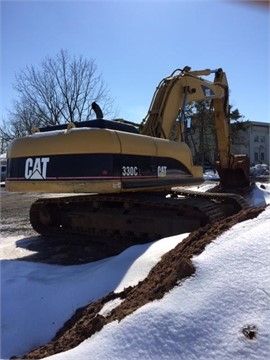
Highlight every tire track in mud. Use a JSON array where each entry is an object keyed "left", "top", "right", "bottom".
[{"left": 13, "top": 205, "right": 267, "bottom": 360}]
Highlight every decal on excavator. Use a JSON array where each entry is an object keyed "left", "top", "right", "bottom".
[
  {"left": 122, "top": 166, "right": 139, "bottom": 176},
  {"left": 25, "top": 157, "right": 50, "bottom": 180},
  {"left": 201, "top": 85, "right": 215, "bottom": 98},
  {"left": 158, "top": 166, "right": 167, "bottom": 177},
  {"left": 8, "top": 153, "right": 191, "bottom": 182}
]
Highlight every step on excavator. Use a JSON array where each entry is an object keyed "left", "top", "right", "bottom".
[{"left": 6, "top": 67, "right": 250, "bottom": 248}]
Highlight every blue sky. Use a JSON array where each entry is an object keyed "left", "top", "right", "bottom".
[{"left": 1, "top": 0, "right": 269, "bottom": 124}]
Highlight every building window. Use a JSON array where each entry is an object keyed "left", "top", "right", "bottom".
[
  {"left": 260, "top": 136, "right": 265, "bottom": 143},
  {"left": 261, "top": 153, "right": 264, "bottom": 162},
  {"left": 254, "top": 152, "right": 258, "bottom": 161},
  {"left": 254, "top": 135, "right": 259, "bottom": 142}
]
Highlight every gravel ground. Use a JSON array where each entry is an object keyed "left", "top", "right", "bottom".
[{"left": 1, "top": 188, "right": 121, "bottom": 264}]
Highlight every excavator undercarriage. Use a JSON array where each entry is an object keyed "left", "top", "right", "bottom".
[{"left": 29, "top": 189, "right": 249, "bottom": 247}]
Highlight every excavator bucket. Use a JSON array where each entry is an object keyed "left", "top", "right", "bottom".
[{"left": 215, "top": 154, "right": 250, "bottom": 189}]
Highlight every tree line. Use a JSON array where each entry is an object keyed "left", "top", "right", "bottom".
[{"left": 184, "top": 101, "right": 248, "bottom": 168}]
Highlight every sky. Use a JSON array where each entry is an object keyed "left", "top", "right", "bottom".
[
  {"left": 1, "top": 0, "right": 269, "bottom": 124},
  {"left": 1, "top": 180, "right": 270, "bottom": 359}
]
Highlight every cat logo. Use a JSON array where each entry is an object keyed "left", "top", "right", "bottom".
[
  {"left": 157, "top": 166, "right": 167, "bottom": 177},
  {"left": 25, "top": 157, "right": 50, "bottom": 180}
]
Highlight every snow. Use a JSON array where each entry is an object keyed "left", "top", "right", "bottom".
[
  {"left": 203, "top": 169, "right": 220, "bottom": 181},
  {"left": 1, "top": 182, "right": 270, "bottom": 360}
]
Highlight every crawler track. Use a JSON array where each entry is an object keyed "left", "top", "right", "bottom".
[{"left": 29, "top": 190, "right": 249, "bottom": 248}]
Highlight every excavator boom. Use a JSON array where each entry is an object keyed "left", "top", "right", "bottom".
[{"left": 141, "top": 67, "right": 249, "bottom": 188}]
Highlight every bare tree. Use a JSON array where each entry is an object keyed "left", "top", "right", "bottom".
[
  {"left": 0, "top": 49, "right": 114, "bottom": 151},
  {"left": 0, "top": 101, "right": 41, "bottom": 153}
]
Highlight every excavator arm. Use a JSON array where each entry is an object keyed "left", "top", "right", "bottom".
[
  {"left": 141, "top": 67, "right": 227, "bottom": 140},
  {"left": 141, "top": 67, "right": 249, "bottom": 188}
]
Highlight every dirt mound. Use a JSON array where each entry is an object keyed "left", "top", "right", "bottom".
[{"left": 13, "top": 205, "right": 266, "bottom": 360}]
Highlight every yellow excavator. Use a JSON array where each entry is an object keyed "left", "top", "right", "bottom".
[{"left": 6, "top": 67, "right": 250, "bottom": 245}]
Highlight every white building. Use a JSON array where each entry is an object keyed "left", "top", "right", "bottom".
[{"left": 231, "top": 121, "right": 270, "bottom": 166}]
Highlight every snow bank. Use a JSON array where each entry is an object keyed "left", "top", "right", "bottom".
[
  {"left": 1, "top": 182, "right": 270, "bottom": 359},
  {"left": 46, "top": 207, "right": 270, "bottom": 360},
  {"left": 0, "top": 234, "right": 186, "bottom": 359}
]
